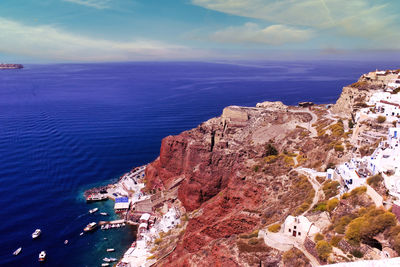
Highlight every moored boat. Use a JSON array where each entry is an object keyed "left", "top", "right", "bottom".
[
  {"left": 101, "top": 263, "right": 110, "bottom": 267},
  {"left": 38, "top": 251, "right": 46, "bottom": 262},
  {"left": 106, "top": 248, "right": 115, "bottom": 252},
  {"left": 64, "top": 240, "right": 68, "bottom": 245},
  {"left": 103, "top": 257, "right": 111, "bottom": 262},
  {"left": 100, "top": 212, "right": 108, "bottom": 216},
  {"left": 109, "top": 257, "right": 117, "bottom": 262},
  {"left": 32, "top": 229, "right": 41, "bottom": 239},
  {"left": 89, "top": 208, "right": 99, "bottom": 214},
  {"left": 13, "top": 247, "right": 22, "bottom": 256},
  {"left": 86, "top": 194, "right": 107, "bottom": 203},
  {"left": 84, "top": 222, "right": 98, "bottom": 232}
]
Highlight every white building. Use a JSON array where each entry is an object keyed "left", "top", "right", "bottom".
[
  {"left": 337, "top": 159, "right": 366, "bottom": 191},
  {"left": 326, "top": 169, "right": 335, "bottom": 180},
  {"left": 283, "top": 215, "right": 320, "bottom": 241},
  {"left": 376, "top": 100, "right": 400, "bottom": 118}
]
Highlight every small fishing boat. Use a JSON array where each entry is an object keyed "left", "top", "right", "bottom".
[
  {"left": 84, "top": 222, "right": 98, "bottom": 232},
  {"left": 89, "top": 208, "right": 99, "bottom": 214},
  {"left": 106, "top": 248, "right": 115, "bottom": 252},
  {"left": 103, "top": 257, "right": 111, "bottom": 262},
  {"left": 13, "top": 247, "right": 22, "bottom": 256},
  {"left": 100, "top": 212, "right": 108, "bottom": 216},
  {"left": 64, "top": 240, "right": 68, "bottom": 245},
  {"left": 38, "top": 251, "right": 46, "bottom": 262},
  {"left": 32, "top": 229, "right": 41, "bottom": 239},
  {"left": 101, "top": 263, "right": 110, "bottom": 267},
  {"left": 109, "top": 257, "right": 117, "bottom": 262},
  {"left": 104, "top": 237, "right": 108, "bottom": 240},
  {"left": 80, "top": 232, "right": 84, "bottom": 236}
]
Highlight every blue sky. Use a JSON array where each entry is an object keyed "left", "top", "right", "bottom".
[{"left": 1, "top": 0, "right": 400, "bottom": 62}]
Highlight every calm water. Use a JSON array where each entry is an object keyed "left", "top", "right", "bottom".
[{"left": 0, "top": 61, "right": 398, "bottom": 266}]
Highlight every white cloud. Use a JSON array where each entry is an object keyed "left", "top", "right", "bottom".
[
  {"left": 0, "top": 17, "right": 203, "bottom": 61},
  {"left": 63, "top": 0, "right": 111, "bottom": 9},
  {"left": 192, "top": 0, "right": 398, "bottom": 41},
  {"left": 211, "top": 23, "right": 313, "bottom": 45}
]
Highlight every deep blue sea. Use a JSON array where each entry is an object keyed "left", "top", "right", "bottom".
[{"left": 0, "top": 61, "right": 399, "bottom": 266}]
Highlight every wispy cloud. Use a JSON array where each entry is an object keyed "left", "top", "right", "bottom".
[
  {"left": 63, "top": 0, "right": 111, "bottom": 9},
  {"left": 192, "top": 0, "right": 398, "bottom": 44},
  {"left": 211, "top": 23, "right": 313, "bottom": 45},
  {"left": 0, "top": 17, "right": 204, "bottom": 61}
]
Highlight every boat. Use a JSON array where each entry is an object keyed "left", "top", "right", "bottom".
[
  {"left": 84, "top": 222, "right": 98, "bottom": 232},
  {"left": 32, "top": 229, "right": 41, "bottom": 239},
  {"left": 13, "top": 247, "right": 22, "bottom": 256},
  {"left": 103, "top": 257, "right": 111, "bottom": 262},
  {"left": 106, "top": 248, "right": 115, "bottom": 252},
  {"left": 104, "top": 237, "right": 108, "bottom": 240},
  {"left": 100, "top": 212, "right": 108, "bottom": 216},
  {"left": 80, "top": 232, "right": 84, "bottom": 236},
  {"left": 86, "top": 194, "right": 107, "bottom": 203},
  {"left": 89, "top": 208, "right": 99, "bottom": 214},
  {"left": 101, "top": 263, "right": 110, "bottom": 267},
  {"left": 109, "top": 258, "right": 117, "bottom": 262},
  {"left": 64, "top": 240, "right": 68, "bottom": 245},
  {"left": 38, "top": 251, "right": 46, "bottom": 262}
]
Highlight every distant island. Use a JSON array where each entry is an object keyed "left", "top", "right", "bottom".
[{"left": 0, "top": 64, "right": 23, "bottom": 69}]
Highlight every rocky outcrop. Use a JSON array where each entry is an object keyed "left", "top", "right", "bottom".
[
  {"left": 331, "top": 86, "right": 373, "bottom": 117},
  {"left": 145, "top": 103, "right": 331, "bottom": 266}
]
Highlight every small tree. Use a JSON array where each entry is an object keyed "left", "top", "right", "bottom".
[
  {"left": 377, "top": 116, "right": 386, "bottom": 123},
  {"left": 327, "top": 198, "right": 339, "bottom": 212},
  {"left": 316, "top": 240, "right": 332, "bottom": 261},
  {"left": 264, "top": 143, "right": 278, "bottom": 156}
]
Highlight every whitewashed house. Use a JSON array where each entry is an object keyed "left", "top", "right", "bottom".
[
  {"left": 326, "top": 169, "right": 335, "bottom": 180},
  {"left": 337, "top": 160, "right": 365, "bottom": 191},
  {"left": 283, "top": 215, "right": 320, "bottom": 241},
  {"left": 376, "top": 100, "right": 400, "bottom": 118}
]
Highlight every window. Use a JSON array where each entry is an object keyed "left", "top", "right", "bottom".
[
  {"left": 294, "top": 226, "right": 297, "bottom": 229},
  {"left": 298, "top": 232, "right": 301, "bottom": 236},
  {"left": 289, "top": 229, "right": 291, "bottom": 232}
]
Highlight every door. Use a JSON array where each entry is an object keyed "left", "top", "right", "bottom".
[{"left": 292, "top": 230, "right": 297, "bottom": 237}]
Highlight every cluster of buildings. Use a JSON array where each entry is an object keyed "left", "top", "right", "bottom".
[{"left": 330, "top": 70, "right": 400, "bottom": 199}]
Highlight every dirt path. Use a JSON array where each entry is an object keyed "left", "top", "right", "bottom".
[
  {"left": 296, "top": 167, "right": 325, "bottom": 215},
  {"left": 288, "top": 109, "right": 318, "bottom": 137}
]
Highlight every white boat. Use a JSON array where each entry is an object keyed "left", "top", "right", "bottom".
[
  {"left": 103, "top": 257, "right": 111, "bottom": 262},
  {"left": 13, "top": 247, "right": 22, "bottom": 256},
  {"left": 32, "top": 229, "right": 41, "bottom": 239},
  {"left": 80, "top": 232, "right": 84, "bottom": 236},
  {"left": 100, "top": 212, "right": 108, "bottom": 216},
  {"left": 38, "top": 251, "right": 46, "bottom": 262},
  {"left": 101, "top": 263, "right": 110, "bottom": 267},
  {"left": 109, "top": 257, "right": 117, "bottom": 262},
  {"left": 106, "top": 248, "right": 115, "bottom": 252},
  {"left": 84, "top": 222, "right": 98, "bottom": 232},
  {"left": 64, "top": 240, "right": 68, "bottom": 245},
  {"left": 89, "top": 208, "right": 99, "bottom": 214}
]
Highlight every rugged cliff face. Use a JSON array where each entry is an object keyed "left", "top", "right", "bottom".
[{"left": 145, "top": 103, "right": 338, "bottom": 266}]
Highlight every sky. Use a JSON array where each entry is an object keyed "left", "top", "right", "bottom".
[{"left": 1, "top": 0, "right": 400, "bottom": 62}]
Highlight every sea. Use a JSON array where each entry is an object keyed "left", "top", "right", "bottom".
[{"left": 0, "top": 61, "right": 398, "bottom": 266}]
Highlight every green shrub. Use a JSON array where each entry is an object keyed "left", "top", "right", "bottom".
[
  {"left": 264, "top": 143, "right": 278, "bottom": 156},
  {"left": 350, "top": 249, "right": 363, "bottom": 258},
  {"left": 314, "top": 233, "right": 325, "bottom": 242},
  {"left": 377, "top": 116, "right": 386, "bottom": 123},
  {"left": 323, "top": 181, "right": 340, "bottom": 199},
  {"left": 334, "top": 144, "right": 345, "bottom": 152},
  {"left": 367, "top": 174, "right": 383, "bottom": 187},
  {"left": 330, "top": 235, "right": 343, "bottom": 247},
  {"left": 313, "top": 201, "right": 327, "bottom": 212},
  {"left": 327, "top": 198, "right": 339, "bottom": 212},
  {"left": 316, "top": 240, "right": 332, "bottom": 261},
  {"left": 268, "top": 224, "right": 281, "bottom": 233},
  {"left": 345, "top": 217, "right": 364, "bottom": 245}
]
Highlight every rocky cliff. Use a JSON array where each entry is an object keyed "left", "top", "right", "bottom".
[{"left": 144, "top": 102, "right": 347, "bottom": 266}]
